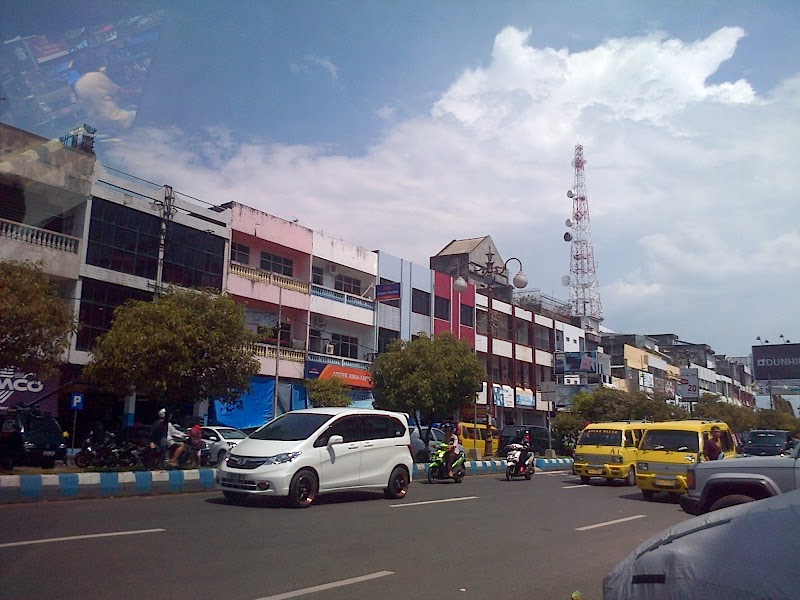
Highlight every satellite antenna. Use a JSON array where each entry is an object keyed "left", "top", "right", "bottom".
[
  {"left": 567, "top": 190, "right": 574, "bottom": 198},
  {"left": 561, "top": 275, "right": 571, "bottom": 286},
  {"left": 563, "top": 232, "right": 572, "bottom": 242},
  {"left": 565, "top": 218, "right": 573, "bottom": 228}
]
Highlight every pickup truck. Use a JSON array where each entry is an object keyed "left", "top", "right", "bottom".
[{"left": 680, "top": 441, "right": 800, "bottom": 515}]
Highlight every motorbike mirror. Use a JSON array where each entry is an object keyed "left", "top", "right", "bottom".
[{"left": 327, "top": 435, "right": 344, "bottom": 446}]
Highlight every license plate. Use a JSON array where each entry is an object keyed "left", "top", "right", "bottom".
[
  {"left": 227, "top": 473, "right": 245, "bottom": 482},
  {"left": 655, "top": 478, "right": 675, "bottom": 487},
  {"left": 43, "top": 451, "right": 55, "bottom": 456},
  {"left": 587, "top": 468, "right": 602, "bottom": 475}
]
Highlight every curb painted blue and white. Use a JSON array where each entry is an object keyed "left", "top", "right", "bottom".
[
  {"left": 412, "top": 457, "right": 573, "bottom": 479},
  {"left": 0, "top": 458, "right": 574, "bottom": 504},
  {"left": 0, "top": 469, "right": 217, "bottom": 504}
]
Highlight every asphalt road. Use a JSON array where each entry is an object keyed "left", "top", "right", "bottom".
[{"left": 0, "top": 471, "right": 693, "bottom": 600}]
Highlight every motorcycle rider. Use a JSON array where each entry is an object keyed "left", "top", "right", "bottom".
[
  {"left": 512, "top": 429, "right": 532, "bottom": 474},
  {"left": 165, "top": 413, "right": 186, "bottom": 467},
  {"left": 443, "top": 424, "right": 459, "bottom": 477}
]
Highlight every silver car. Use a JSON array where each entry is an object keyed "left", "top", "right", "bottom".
[
  {"left": 201, "top": 426, "right": 248, "bottom": 465},
  {"left": 409, "top": 426, "right": 445, "bottom": 463}
]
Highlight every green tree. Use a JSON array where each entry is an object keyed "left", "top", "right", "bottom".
[
  {"left": 694, "top": 394, "right": 757, "bottom": 432},
  {"left": 304, "top": 377, "right": 352, "bottom": 408},
  {"left": 754, "top": 409, "right": 800, "bottom": 434},
  {"left": 571, "top": 387, "right": 687, "bottom": 423},
  {"left": 371, "top": 332, "right": 484, "bottom": 432},
  {"left": 85, "top": 289, "right": 259, "bottom": 408},
  {"left": 0, "top": 260, "right": 75, "bottom": 379}
]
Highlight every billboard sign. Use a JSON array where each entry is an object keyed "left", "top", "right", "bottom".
[
  {"left": 375, "top": 282, "right": 401, "bottom": 302},
  {"left": 554, "top": 351, "right": 599, "bottom": 375},
  {"left": 678, "top": 368, "right": 700, "bottom": 401},
  {"left": 752, "top": 343, "right": 800, "bottom": 381},
  {"left": 305, "top": 361, "right": 372, "bottom": 389},
  {"left": 638, "top": 371, "right": 654, "bottom": 392},
  {"left": 0, "top": 369, "right": 60, "bottom": 415}
]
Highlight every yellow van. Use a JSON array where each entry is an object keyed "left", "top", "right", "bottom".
[
  {"left": 636, "top": 419, "right": 736, "bottom": 501},
  {"left": 573, "top": 422, "right": 646, "bottom": 486},
  {"left": 457, "top": 422, "right": 500, "bottom": 457}
]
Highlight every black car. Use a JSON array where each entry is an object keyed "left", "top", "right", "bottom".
[
  {"left": 741, "top": 430, "right": 795, "bottom": 456},
  {"left": 499, "top": 425, "right": 553, "bottom": 456},
  {"left": 0, "top": 409, "right": 67, "bottom": 469}
]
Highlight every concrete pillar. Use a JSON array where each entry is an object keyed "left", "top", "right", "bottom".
[{"left": 123, "top": 391, "right": 136, "bottom": 427}]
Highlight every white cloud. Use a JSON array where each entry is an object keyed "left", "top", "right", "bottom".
[
  {"left": 291, "top": 55, "right": 339, "bottom": 81},
  {"left": 108, "top": 26, "right": 800, "bottom": 355}
]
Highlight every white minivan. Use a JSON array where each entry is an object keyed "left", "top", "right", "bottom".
[{"left": 216, "top": 407, "right": 414, "bottom": 507}]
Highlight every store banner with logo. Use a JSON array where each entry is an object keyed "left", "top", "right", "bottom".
[{"left": 0, "top": 368, "right": 60, "bottom": 415}]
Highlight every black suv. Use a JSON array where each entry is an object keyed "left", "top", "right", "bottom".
[
  {"left": 0, "top": 410, "right": 67, "bottom": 470},
  {"left": 499, "top": 425, "right": 553, "bottom": 456}
]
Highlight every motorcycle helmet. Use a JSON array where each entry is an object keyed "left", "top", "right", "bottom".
[{"left": 158, "top": 408, "right": 166, "bottom": 418}]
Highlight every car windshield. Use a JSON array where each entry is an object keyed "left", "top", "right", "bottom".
[
  {"left": 249, "top": 413, "right": 332, "bottom": 441},
  {"left": 579, "top": 429, "right": 622, "bottom": 447},
  {"left": 747, "top": 432, "right": 785, "bottom": 446},
  {"left": 640, "top": 430, "right": 699, "bottom": 453},
  {"left": 219, "top": 429, "right": 247, "bottom": 440}
]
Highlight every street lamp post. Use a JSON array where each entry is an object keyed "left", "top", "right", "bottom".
[{"left": 454, "top": 252, "right": 527, "bottom": 458}]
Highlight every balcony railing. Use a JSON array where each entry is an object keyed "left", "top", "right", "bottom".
[
  {"left": 307, "top": 351, "right": 372, "bottom": 370},
  {"left": 0, "top": 217, "right": 80, "bottom": 254},
  {"left": 310, "top": 284, "right": 374, "bottom": 310},
  {"left": 250, "top": 342, "right": 305, "bottom": 363},
  {"left": 230, "top": 262, "right": 310, "bottom": 294}
]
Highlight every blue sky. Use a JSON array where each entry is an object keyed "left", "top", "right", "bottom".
[{"left": 2, "top": 1, "right": 799, "bottom": 356}]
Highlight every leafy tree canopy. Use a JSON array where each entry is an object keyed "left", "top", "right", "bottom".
[
  {"left": 304, "top": 377, "right": 352, "bottom": 408},
  {"left": 85, "top": 289, "right": 259, "bottom": 408},
  {"left": 571, "top": 387, "right": 689, "bottom": 424},
  {"left": 0, "top": 260, "right": 75, "bottom": 379},
  {"left": 371, "top": 332, "right": 484, "bottom": 428}
]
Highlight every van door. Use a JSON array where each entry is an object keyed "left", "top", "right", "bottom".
[
  {"left": 360, "top": 415, "right": 405, "bottom": 486},
  {"left": 313, "top": 415, "right": 362, "bottom": 490}
]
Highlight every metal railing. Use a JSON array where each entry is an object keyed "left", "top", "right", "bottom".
[
  {"left": 250, "top": 342, "right": 305, "bottom": 363},
  {"left": 307, "top": 351, "right": 372, "bottom": 370},
  {"left": 310, "top": 284, "right": 374, "bottom": 310},
  {"left": 0, "top": 217, "right": 80, "bottom": 254},
  {"left": 230, "top": 262, "right": 310, "bottom": 293}
]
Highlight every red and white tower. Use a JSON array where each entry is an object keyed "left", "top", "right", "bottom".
[{"left": 564, "top": 144, "right": 603, "bottom": 320}]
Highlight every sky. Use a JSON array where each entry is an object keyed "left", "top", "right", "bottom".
[{"left": 2, "top": 1, "right": 799, "bottom": 358}]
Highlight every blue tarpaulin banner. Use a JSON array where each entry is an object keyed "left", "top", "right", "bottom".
[{"left": 213, "top": 377, "right": 274, "bottom": 429}]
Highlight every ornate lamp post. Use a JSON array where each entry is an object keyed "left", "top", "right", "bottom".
[{"left": 454, "top": 252, "right": 527, "bottom": 457}]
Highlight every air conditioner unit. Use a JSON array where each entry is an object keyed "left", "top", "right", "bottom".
[
  {"left": 327, "top": 264, "right": 337, "bottom": 273},
  {"left": 325, "top": 344, "right": 335, "bottom": 355}
]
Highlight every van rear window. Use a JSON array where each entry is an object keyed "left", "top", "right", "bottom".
[
  {"left": 578, "top": 429, "right": 622, "bottom": 446},
  {"left": 640, "top": 430, "right": 699, "bottom": 453}
]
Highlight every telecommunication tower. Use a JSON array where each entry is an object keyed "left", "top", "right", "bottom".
[{"left": 562, "top": 144, "right": 603, "bottom": 321}]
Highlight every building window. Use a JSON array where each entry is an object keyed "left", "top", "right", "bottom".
[
  {"left": 86, "top": 198, "right": 160, "bottom": 279},
  {"left": 76, "top": 279, "right": 153, "bottom": 351},
  {"left": 335, "top": 274, "right": 362, "bottom": 295},
  {"left": 260, "top": 251, "right": 294, "bottom": 277},
  {"left": 460, "top": 304, "right": 475, "bottom": 328},
  {"left": 378, "top": 327, "right": 400, "bottom": 354},
  {"left": 231, "top": 243, "right": 250, "bottom": 265},
  {"left": 515, "top": 319, "right": 532, "bottom": 346},
  {"left": 312, "top": 266, "right": 324, "bottom": 285},
  {"left": 535, "top": 324, "right": 551, "bottom": 349},
  {"left": 332, "top": 333, "right": 359, "bottom": 359},
  {"left": 379, "top": 278, "right": 400, "bottom": 308},
  {"left": 162, "top": 222, "right": 225, "bottom": 291},
  {"left": 434, "top": 296, "right": 450, "bottom": 321},
  {"left": 496, "top": 313, "right": 513, "bottom": 342},
  {"left": 411, "top": 288, "right": 430, "bottom": 316},
  {"left": 309, "top": 328, "right": 324, "bottom": 353}
]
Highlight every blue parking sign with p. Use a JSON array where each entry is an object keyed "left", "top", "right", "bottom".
[{"left": 70, "top": 392, "right": 84, "bottom": 410}]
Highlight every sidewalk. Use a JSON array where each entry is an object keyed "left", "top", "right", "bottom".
[{"left": 1, "top": 458, "right": 573, "bottom": 504}]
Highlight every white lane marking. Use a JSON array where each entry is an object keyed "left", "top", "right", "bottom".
[
  {"left": 390, "top": 496, "right": 478, "bottom": 508},
  {"left": 0, "top": 528, "right": 166, "bottom": 549},
  {"left": 562, "top": 484, "right": 589, "bottom": 489},
  {"left": 575, "top": 515, "right": 646, "bottom": 531},
  {"left": 254, "top": 571, "right": 394, "bottom": 600}
]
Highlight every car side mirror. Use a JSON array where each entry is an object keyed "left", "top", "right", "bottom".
[
  {"left": 328, "top": 435, "right": 344, "bottom": 446},
  {"left": 209, "top": 436, "right": 218, "bottom": 442}
]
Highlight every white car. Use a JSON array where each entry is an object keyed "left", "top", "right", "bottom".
[
  {"left": 202, "top": 426, "right": 248, "bottom": 465},
  {"left": 216, "top": 407, "right": 413, "bottom": 507}
]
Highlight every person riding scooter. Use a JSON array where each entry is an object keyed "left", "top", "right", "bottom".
[{"left": 443, "top": 425, "right": 459, "bottom": 477}]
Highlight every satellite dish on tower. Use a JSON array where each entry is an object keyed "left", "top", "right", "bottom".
[
  {"left": 563, "top": 232, "right": 572, "bottom": 242},
  {"left": 561, "top": 275, "right": 570, "bottom": 286},
  {"left": 567, "top": 190, "right": 574, "bottom": 199},
  {"left": 565, "top": 218, "right": 572, "bottom": 228}
]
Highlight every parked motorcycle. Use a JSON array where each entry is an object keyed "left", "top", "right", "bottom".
[
  {"left": 74, "top": 432, "right": 122, "bottom": 469},
  {"left": 505, "top": 442, "right": 534, "bottom": 481},
  {"left": 427, "top": 442, "right": 466, "bottom": 483}
]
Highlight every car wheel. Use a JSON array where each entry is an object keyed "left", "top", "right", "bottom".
[
  {"left": 41, "top": 458, "right": 55, "bottom": 469},
  {"left": 223, "top": 491, "right": 248, "bottom": 504},
  {"left": 385, "top": 466, "right": 409, "bottom": 499},
  {"left": 642, "top": 489, "right": 655, "bottom": 501},
  {"left": 625, "top": 467, "right": 636, "bottom": 487},
  {"left": 580, "top": 475, "right": 590, "bottom": 484},
  {"left": 709, "top": 494, "right": 755, "bottom": 512},
  {"left": 288, "top": 469, "right": 318, "bottom": 508},
  {"left": 217, "top": 449, "right": 227, "bottom": 465}
]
